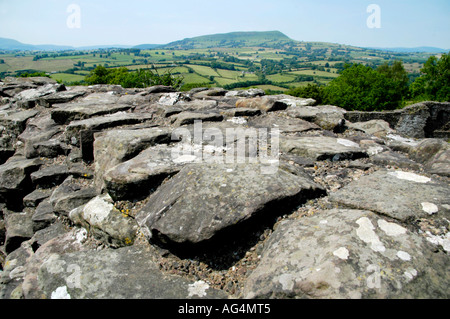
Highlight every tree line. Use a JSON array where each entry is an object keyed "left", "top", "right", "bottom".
[
  {"left": 84, "top": 65, "right": 183, "bottom": 89},
  {"left": 287, "top": 52, "right": 449, "bottom": 111}
]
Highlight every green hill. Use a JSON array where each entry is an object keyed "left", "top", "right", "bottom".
[{"left": 163, "top": 31, "right": 294, "bottom": 49}]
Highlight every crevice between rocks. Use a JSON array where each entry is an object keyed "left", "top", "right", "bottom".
[{"left": 149, "top": 187, "right": 327, "bottom": 271}]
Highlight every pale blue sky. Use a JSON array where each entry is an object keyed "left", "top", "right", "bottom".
[{"left": 0, "top": 0, "right": 449, "bottom": 48}]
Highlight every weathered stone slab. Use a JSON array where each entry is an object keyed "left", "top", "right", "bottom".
[
  {"left": 36, "top": 246, "right": 229, "bottom": 299},
  {"left": 370, "top": 151, "right": 421, "bottom": 170},
  {"left": 14, "top": 84, "right": 61, "bottom": 108},
  {"left": 0, "top": 109, "right": 39, "bottom": 137},
  {"left": 30, "top": 165, "right": 71, "bottom": 188},
  {"left": 49, "top": 177, "right": 97, "bottom": 216},
  {"left": 170, "top": 111, "right": 223, "bottom": 127},
  {"left": 23, "top": 189, "right": 52, "bottom": 208},
  {"left": 69, "top": 194, "right": 138, "bottom": 247},
  {"left": 280, "top": 136, "right": 367, "bottom": 161},
  {"left": 329, "top": 170, "right": 450, "bottom": 222},
  {"left": 225, "top": 88, "right": 265, "bottom": 98},
  {"left": 4, "top": 212, "right": 34, "bottom": 254},
  {"left": 38, "top": 89, "right": 87, "bottom": 108},
  {"left": 93, "top": 127, "right": 172, "bottom": 191},
  {"left": 32, "top": 199, "right": 57, "bottom": 232},
  {"left": 103, "top": 144, "right": 187, "bottom": 201},
  {"left": 136, "top": 163, "right": 326, "bottom": 246},
  {"left": 18, "top": 113, "right": 64, "bottom": 159},
  {"left": 51, "top": 92, "right": 132, "bottom": 125},
  {"left": 247, "top": 114, "right": 321, "bottom": 133},
  {"left": 236, "top": 96, "right": 290, "bottom": 112},
  {"left": 243, "top": 209, "right": 450, "bottom": 299},
  {"left": 64, "top": 112, "right": 153, "bottom": 147},
  {"left": 348, "top": 119, "right": 395, "bottom": 138},
  {"left": 287, "top": 104, "right": 347, "bottom": 131},
  {"left": 0, "top": 157, "right": 43, "bottom": 208}
]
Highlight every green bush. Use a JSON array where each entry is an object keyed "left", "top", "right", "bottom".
[
  {"left": 410, "top": 52, "right": 450, "bottom": 102},
  {"left": 85, "top": 65, "right": 183, "bottom": 89},
  {"left": 322, "top": 63, "right": 408, "bottom": 111}
]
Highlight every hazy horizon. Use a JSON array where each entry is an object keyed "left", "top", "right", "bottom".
[{"left": 0, "top": 0, "right": 449, "bottom": 49}]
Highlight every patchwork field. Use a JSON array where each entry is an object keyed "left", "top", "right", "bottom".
[{"left": 0, "top": 36, "right": 436, "bottom": 93}]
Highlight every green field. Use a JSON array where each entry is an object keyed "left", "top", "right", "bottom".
[
  {"left": 0, "top": 32, "right": 436, "bottom": 93},
  {"left": 50, "top": 73, "right": 86, "bottom": 82}
]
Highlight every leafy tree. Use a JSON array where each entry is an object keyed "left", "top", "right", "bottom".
[
  {"left": 85, "top": 65, "right": 183, "bottom": 89},
  {"left": 323, "top": 63, "right": 406, "bottom": 111},
  {"left": 85, "top": 65, "right": 109, "bottom": 84},
  {"left": 377, "top": 61, "right": 409, "bottom": 97},
  {"left": 410, "top": 52, "right": 450, "bottom": 101}
]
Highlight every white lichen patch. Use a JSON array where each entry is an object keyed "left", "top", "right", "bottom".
[
  {"left": 333, "top": 247, "right": 350, "bottom": 260},
  {"left": 403, "top": 268, "right": 417, "bottom": 281},
  {"left": 367, "top": 146, "right": 384, "bottom": 156},
  {"left": 74, "top": 227, "right": 88, "bottom": 245},
  {"left": 377, "top": 219, "right": 407, "bottom": 237},
  {"left": 44, "top": 254, "right": 67, "bottom": 274},
  {"left": 387, "top": 171, "right": 431, "bottom": 184},
  {"left": 227, "top": 117, "right": 247, "bottom": 125},
  {"left": 83, "top": 195, "right": 114, "bottom": 224},
  {"left": 421, "top": 202, "right": 439, "bottom": 215},
  {"left": 386, "top": 134, "right": 419, "bottom": 147},
  {"left": 278, "top": 273, "right": 295, "bottom": 291},
  {"left": 396, "top": 251, "right": 411, "bottom": 261},
  {"left": 337, "top": 138, "right": 360, "bottom": 148},
  {"left": 51, "top": 286, "right": 71, "bottom": 299},
  {"left": 172, "top": 154, "right": 197, "bottom": 164},
  {"left": 425, "top": 231, "right": 450, "bottom": 253},
  {"left": 188, "top": 280, "right": 210, "bottom": 298},
  {"left": 356, "top": 217, "right": 385, "bottom": 252}
]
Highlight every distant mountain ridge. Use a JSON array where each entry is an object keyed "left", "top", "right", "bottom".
[
  {"left": 0, "top": 37, "right": 141, "bottom": 51},
  {"left": 0, "top": 32, "right": 448, "bottom": 53},
  {"left": 367, "top": 46, "right": 448, "bottom": 53},
  {"left": 161, "top": 31, "right": 293, "bottom": 49}
]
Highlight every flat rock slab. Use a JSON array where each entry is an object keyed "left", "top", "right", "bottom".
[
  {"left": 38, "top": 90, "right": 86, "bottom": 107},
  {"left": 0, "top": 110, "right": 39, "bottom": 136},
  {"left": 170, "top": 111, "right": 224, "bottom": 127},
  {"left": 370, "top": 151, "right": 421, "bottom": 170},
  {"left": 5, "top": 212, "right": 34, "bottom": 253},
  {"left": 50, "top": 92, "right": 131, "bottom": 125},
  {"left": 280, "top": 136, "right": 368, "bottom": 161},
  {"left": 64, "top": 112, "right": 153, "bottom": 146},
  {"left": 136, "top": 163, "right": 325, "bottom": 246},
  {"left": 103, "top": 144, "right": 189, "bottom": 201},
  {"left": 0, "top": 157, "right": 43, "bottom": 208},
  {"left": 243, "top": 209, "right": 450, "bottom": 299},
  {"left": 0, "top": 157, "right": 43, "bottom": 192},
  {"left": 30, "top": 165, "right": 71, "bottom": 188},
  {"left": 49, "top": 176, "right": 97, "bottom": 215},
  {"left": 93, "top": 127, "right": 172, "bottom": 190},
  {"left": 329, "top": 170, "right": 450, "bottom": 222},
  {"left": 236, "top": 96, "right": 289, "bottom": 112},
  {"left": 37, "top": 246, "right": 229, "bottom": 299},
  {"left": 247, "top": 114, "right": 320, "bottom": 133}
]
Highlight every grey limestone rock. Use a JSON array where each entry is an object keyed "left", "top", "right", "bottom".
[
  {"left": 136, "top": 162, "right": 326, "bottom": 246},
  {"left": 329, "top": 170, "right": 450, "bottom": 222},
  {"left": 243, "top": 209, "right": 449, "bottom": 299},
  {"left": 280, "top": 136, "right": 368, "bottom": 161},
  {"left": 36, "top": 245, "right": 229, "bottom": 299}
]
